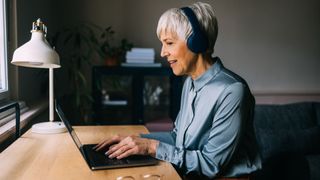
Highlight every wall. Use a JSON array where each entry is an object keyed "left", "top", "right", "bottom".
[
  {"left": 63, "top": 0, "right": 320, "bottom": 95},
  {"left": 13, "top": 0, "right": 62, "bottom": 103},
  {"left": 13, "top": 0, "right": 320, "bottom": 103},
  {"left": 123, "top": 0, "right": 320, "bottom": 95},
  {"left": 212, "top": 0, "right": 320, "bottom": 94}
]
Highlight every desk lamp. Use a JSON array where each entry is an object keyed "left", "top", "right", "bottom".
[{"left": 11, "top": 18, "right": 66, "bottom": 134}]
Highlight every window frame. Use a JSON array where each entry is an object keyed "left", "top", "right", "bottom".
[{"left": 0, "top": 0, "right": 9, "bottom": 100}]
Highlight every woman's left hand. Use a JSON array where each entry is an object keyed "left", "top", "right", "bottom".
[{"left": 106, "top": 135, "right": 159, "bottom": 159}]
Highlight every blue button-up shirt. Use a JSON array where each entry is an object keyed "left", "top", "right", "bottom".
[{"left": 142, "top": 57, "right": 261, "bottom": 178}]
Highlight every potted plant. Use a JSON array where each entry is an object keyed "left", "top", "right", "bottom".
[
  {"left": 49, "top": 23, "right": 134, "bottom": 124},
  {"left": 99, "top": 26, "right": 133, "bottom": 66},
  {"left": 48, "top": 22, "right": 102, "bottom": 124}
]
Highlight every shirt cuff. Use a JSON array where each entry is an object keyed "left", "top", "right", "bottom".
[{"left": 156, "top": 141, "right": 184, "bottom": 167}]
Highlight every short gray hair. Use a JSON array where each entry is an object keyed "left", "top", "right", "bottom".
[{"left": 156, "top": 2, "right": 218, "bottom": 54}]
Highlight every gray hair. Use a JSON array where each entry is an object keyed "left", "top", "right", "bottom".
[{"left": 156, "top": 2, "right": 218, "bottom": 54}]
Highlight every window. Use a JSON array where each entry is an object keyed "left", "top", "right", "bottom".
[{"left": 0, "top": 0, "right": 8, "bottom": 100}]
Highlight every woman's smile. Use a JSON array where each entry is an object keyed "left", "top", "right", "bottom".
[{"left": 168, "top": 59, "right": 177, "bottom": 67}]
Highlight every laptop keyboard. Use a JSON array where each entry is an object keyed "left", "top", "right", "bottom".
[{"left": 83, "top": 144, "right": 129, "bottom": 166}]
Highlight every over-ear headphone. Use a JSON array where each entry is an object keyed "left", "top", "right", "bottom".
[{"left": 180, "top": 7, "right": 208, "bottom": 53}]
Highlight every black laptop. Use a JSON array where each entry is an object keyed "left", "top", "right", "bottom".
[{"left": 55, "top": 102, "right": 158, "bottom": 170}]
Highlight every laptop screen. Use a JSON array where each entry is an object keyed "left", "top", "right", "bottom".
[{"left": 55, "top": 101, "right": 82, "bottom": 149}]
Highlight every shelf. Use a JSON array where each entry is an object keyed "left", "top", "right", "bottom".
[{"left": 92, "top": 66, "right": 183, "bottom": 124}]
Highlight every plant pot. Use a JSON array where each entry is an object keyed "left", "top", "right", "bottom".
[{"left": 105, "top": 57, "right": 120, "bottom": 66}]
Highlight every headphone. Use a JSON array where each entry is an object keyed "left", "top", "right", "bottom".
[{"left": 180, "top": 7, "right": 208, "bottom": 53}]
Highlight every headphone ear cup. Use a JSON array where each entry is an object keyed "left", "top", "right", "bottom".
[
  {"left": 181, "top": 7, "right": 208, "bottom": 54},
  {"left": 187, "top": 31, "right": 208, "bottom": 54}
]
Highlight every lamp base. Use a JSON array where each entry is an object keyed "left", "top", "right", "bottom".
[{"left": 31, "top": 122, "right": 67, "bottom": 134}]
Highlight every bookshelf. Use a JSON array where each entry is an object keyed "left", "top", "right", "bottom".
[{"left": 92, "top": 66, "right": 183, "bottom": 125}]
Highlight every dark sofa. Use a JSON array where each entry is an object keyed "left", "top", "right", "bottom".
[{"left": 253, "top": 102, "right": 320, "bottom": 180}]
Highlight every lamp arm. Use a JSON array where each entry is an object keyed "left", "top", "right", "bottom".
[{"left": 30, "top": 67, "right": 66, "bottom": 134}]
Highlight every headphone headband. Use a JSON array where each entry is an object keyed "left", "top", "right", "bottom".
[{"left": 180, "top": 7, "right": 208, "bottom": 53}]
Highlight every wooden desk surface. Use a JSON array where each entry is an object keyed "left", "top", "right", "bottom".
[{"left": 0, "top": 125, "right": 181, "bottom": 180}]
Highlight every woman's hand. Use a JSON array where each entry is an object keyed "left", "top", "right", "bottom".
[
  {"left": 96, "top": 135, "right": 159, "bottom": 159},
  {"left": 93, "top": 134, "right": 128, "bottom": 152}
]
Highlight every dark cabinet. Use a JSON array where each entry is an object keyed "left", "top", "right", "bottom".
[{"left": 92, "top": 66, "right": 183, "bottom": 125}]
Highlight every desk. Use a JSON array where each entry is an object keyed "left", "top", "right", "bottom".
[{"left": 0, "top": 125, "right": 181, "bottom": 180}]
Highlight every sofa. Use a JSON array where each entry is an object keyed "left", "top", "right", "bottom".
[
  {"left": 252, "top": 102, "right": 320, "bottom": 180},
  {"left": 145, "top": 102, "right": 320, "bottom": 179}
]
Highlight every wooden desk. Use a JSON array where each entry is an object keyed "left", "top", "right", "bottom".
[{"left": 0, "top": 125, "right": 181, "bottom": 180}]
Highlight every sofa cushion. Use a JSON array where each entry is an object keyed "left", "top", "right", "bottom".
[
  {"left": 314, "top": 102, "right": 320, "bottom": 125},
  {"left": 306, "top": 154, "right": 320, "bottom": 180},
  {"left": 254, "top": 102, "right": 316, "bottom": 130},
  {"left": 254, "top": 102, "right": 319, "bottom": 159},
  {"left": 257, "top": 127, "right": 320, "bottom": 159},
  {"left": 253, "top": 152, "right": 310, "bottom": 180}
]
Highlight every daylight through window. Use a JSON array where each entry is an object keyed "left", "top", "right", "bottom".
[{"left": 0, "top": 0, "right": 8, "bottom": 96}]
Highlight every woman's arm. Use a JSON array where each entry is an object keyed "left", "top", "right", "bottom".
[
  {"left": 140, "top": 131, "right": 176, "bottom": 145},
  {"left": 155, "top": 83, "right": 251, "bottom": 178},
  {"left": 140, "top": 111, "right": 180, "bottom": 145},
  {"left": 94, "top": 107, "right": 181, "bottom": 158}
]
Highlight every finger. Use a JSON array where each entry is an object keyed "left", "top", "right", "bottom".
[
  {"left": 94, "top": 135, "right": 123, "bottom": 151},
  {"left": 93, "top": 139, "right": 108, "bottom": 148},
  {"left": 115, "top": 136, "right": 136, "bottom": 148},
  {"left": 107, "top": 136, "right": 136, "bottom": 153},
  {"left": 104, "top": 138, "right": 126, "bottom": 152},
  {"left": 95, "top": 139, "right": 117, "bottom": 151},
  {"left": 108, "top": 144, "right": 132, "bottom": 159},
  {"left": 109, "top": 144, "right": 117, "bottom": 149},
  {"left": 94, "top": 141, "right": 110, "bottom": 151},
  {"left": 106, "top": 142, "right": 127, "bottom": 155},
  {"left": 93, "top": 140, "right": 108, "bottom": 150},
  {"left": 116, "top": 148, "right": 137, "bottom": 159},
  {"left": 105, "top": 144, "right": 117, "bottom": 155},
  {"left": 108, "top": 135, "right": 142, "bottom": 155}
]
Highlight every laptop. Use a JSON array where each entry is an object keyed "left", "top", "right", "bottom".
[{"left": 55, "top": 101, "right": 158, "bottom": 170}]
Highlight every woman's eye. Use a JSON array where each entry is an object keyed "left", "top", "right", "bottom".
[{"left": 166, "top": 42, "right": 173, "bottom": 45}]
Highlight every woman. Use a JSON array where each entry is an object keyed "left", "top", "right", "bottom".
[{"left": 94, "top": 2, "right": 261, "bottom": 179}]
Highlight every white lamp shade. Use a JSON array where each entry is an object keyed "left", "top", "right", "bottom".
[
  {"left": 12, "top": 31, "right": 60, "bottom": 69},
  {"left": 10, "top": 19, "right": 66, "bottom": 134}
]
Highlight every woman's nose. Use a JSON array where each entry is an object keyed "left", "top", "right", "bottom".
[{"left": 160, "top": 46, "right": 168, "bottom": 57}]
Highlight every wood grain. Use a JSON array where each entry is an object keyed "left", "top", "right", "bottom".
[{"left": 0, "top": 125, "right": 181, "bottom": 180}]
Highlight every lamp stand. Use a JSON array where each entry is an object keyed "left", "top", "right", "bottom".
[{"left": 31, "top": 68, "right": 66, "bottom": 134}]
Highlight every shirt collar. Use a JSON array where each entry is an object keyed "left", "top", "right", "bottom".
[{"left": 190, "top": 57, "right": 223, "bottom": 92}]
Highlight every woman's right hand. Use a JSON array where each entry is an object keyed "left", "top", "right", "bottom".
[{"left": 93, "top": 134, "right": 128, "bottom": 152}]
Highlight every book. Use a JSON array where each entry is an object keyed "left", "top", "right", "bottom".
[
  {"left": 121, "top": 63, "right": 162, "bottom": 67},
  {"left": 102, "top": 100, "right": 128, "bottom": 106},
  {"left": 129, "top": 48, "right": 155, "bottom": 54},
  {"left": 126, "top": 58, "right": 155, "bottom": 63},
  {"left": 126, "top": 55, "right": 155, "bottom": 60},
  {"left": 125, "top": 48, "right": 155, "bottom": 61}
]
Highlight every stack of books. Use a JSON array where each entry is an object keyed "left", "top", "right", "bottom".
[{"left": 121, "top": 48, "right": 161, "bottom": 67}]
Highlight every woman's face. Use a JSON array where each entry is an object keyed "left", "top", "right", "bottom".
[{"left": 159, "top": 31, "right": 198, "bottom": 77}]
